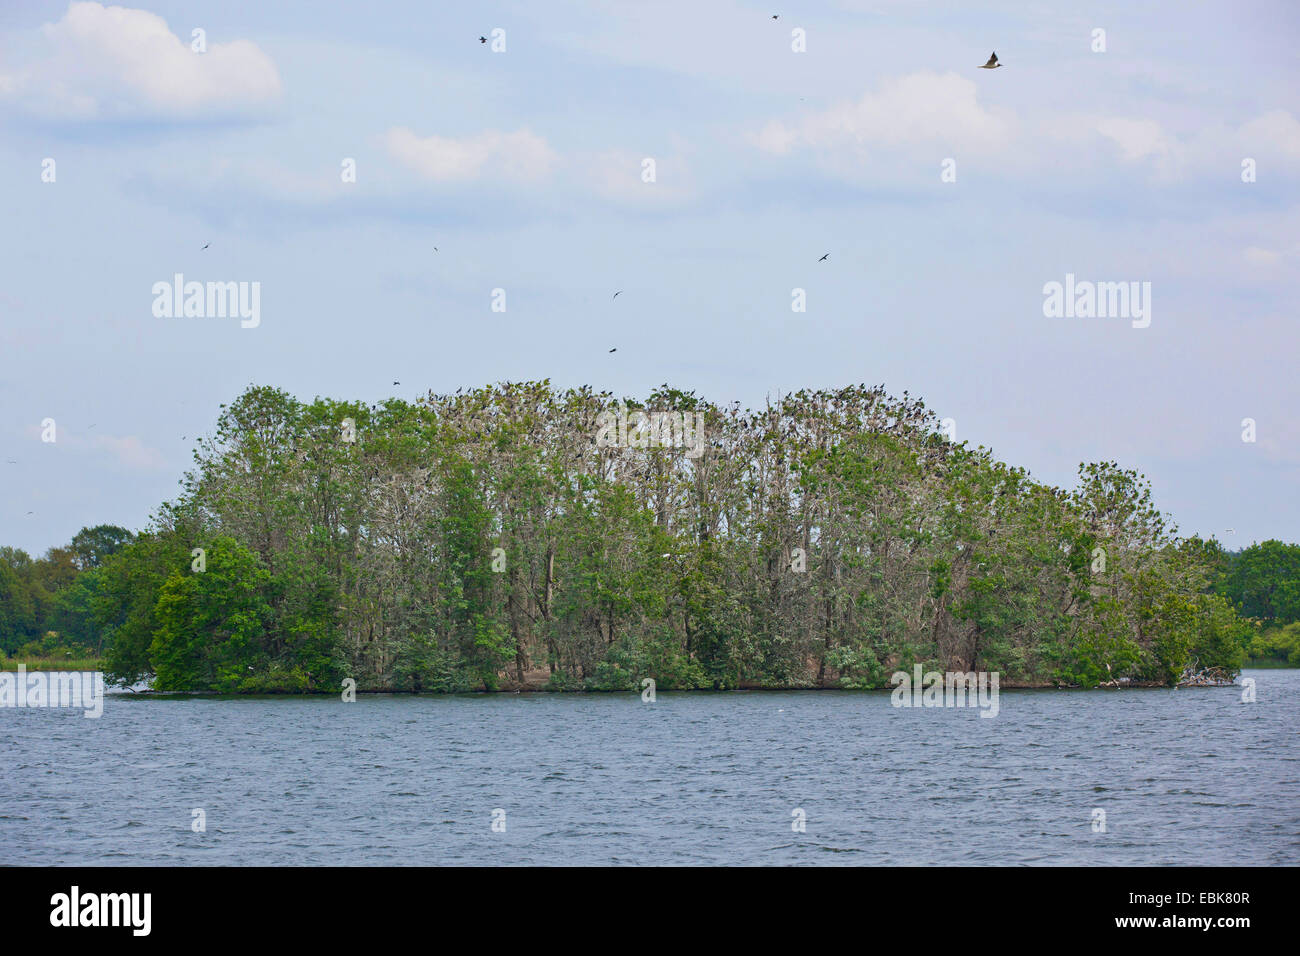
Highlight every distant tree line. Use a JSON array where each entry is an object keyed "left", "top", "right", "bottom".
[
  {"left": 0, "top": 525, "right": 133, "bottom": 659},
  {"left": 4, "top": 382, "right": 1292, "bottom": 690},
  {"left": 1209, "top": 540, "right": 1300, "bottom": 666}
]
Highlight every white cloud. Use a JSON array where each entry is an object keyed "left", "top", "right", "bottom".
[
  {"left": 584, "top": 147, "right": 695, "bottom": 206},
  {"left": 1243, "top": 246, "right": 1282, "bottom": 266},
  {"left": 1095, "top": 117, "right": 1175, "bottom": 163},
  {"left": 18, "top": 422, "right": 167, "bottom": 470},
  {"left": 752, "top": 71, "right": 1016, "bottom": 160},
  {"left": 749, "top": 64, "right": 1300, "bottom": 189},
  {"left": 1242, "top": 242, "right": 1300, "bottom": 277},
  {"left": 1238, "top": 110, "right": 1300, "bottom": 160},
  {"left": 385, "top": 126, "right": 558, "bottom": 184},
  {"left": 0, "top": 2, "right": 281, "bottom": 120},
  {"left": 1090, "top": 109, "right": 1300, "bottom": 182},
  {"left": 93, "top": 434, "right": 167, "bottom": 470}
]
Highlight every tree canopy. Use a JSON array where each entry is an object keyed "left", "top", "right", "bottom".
[{"left": 3, "top": 383, "right": 1268, "bottom": 691}]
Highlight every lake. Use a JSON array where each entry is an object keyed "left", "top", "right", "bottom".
[{"left": 3, "top": 669, "right": 1297, "bottom": 865}]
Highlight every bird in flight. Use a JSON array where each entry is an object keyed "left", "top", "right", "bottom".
[
  {"left": 1225, "top": 528, "right": 1236, "bottom": 534},
  {"left": 771, "top": 14, "right": 779, "bottom": 19},
  {"left": 818, "top": 253, "right": 830, "bottom": 262},
  {"left": 612, "top": 291, "right": 622, "bottom": 300},
  {"left": 979, "top": 51, "right": 1001, "bottom": 69},
  {"left": 608, "top": 348, "right": 617, "bottom": 353},
  {"left": 479, "top": 36, "right": 487, "bottom": 44},
  {"left": 393, "top": 381, "right": 400, "bottom": 386},
  {"left": 201, "top": 242, "right": 210, "bottom": 250}
]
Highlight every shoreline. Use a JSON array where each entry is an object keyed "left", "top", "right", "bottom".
[
  {"left": 8, "top": 662, "right": 1271, "bottom": 693},
  {"left": 105, "top": 678, "right": 1250, "bottom": 696}
]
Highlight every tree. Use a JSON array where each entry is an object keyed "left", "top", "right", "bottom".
[
  {"left": 69, "top": 525, "right": 134, "bottom": 570},
  {"left": 45, "top": 380, "right": 1259, "bottom": 691},
  {"left": 1217, "top": 540, "right": 1300, "bottom": 625}
]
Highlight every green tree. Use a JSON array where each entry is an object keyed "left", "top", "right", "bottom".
[{"left": 149, "top": 537, "right": 272, "bottom": 691}]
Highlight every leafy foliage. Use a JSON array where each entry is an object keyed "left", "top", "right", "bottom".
[{"left": 2, "top": 382, "right": 1275, "bottom": 690}]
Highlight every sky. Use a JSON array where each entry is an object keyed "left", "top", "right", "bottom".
[{"left": 1, "top": 0, "right": 1297, "bottom": 556}]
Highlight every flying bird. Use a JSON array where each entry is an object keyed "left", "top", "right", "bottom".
[
  {"left": 608, "top": 348, "right": 617, "bottom": 353},
  {"left": 201, "top": 242, "right": 210, "bottom": 250},
  {"left": 979, "top": 51, "right": 1001, "bottom": 69},
  {"left": 818, "top": 253, "right": 829, "bottom": 262},
  {"left": 393, "top": 381, "right": 400, "bottom": 386},
  {"left": 771, "top": 14, "right": 779, "bottom": 19},
  {"left": 612, "top": 291, "right": 622, "bottom": 300},
  {"left": 479, "top": 36, "right": 487, "bottom": 43}
]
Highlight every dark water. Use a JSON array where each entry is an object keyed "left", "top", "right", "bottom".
[{"left": 3, "top": 669, "right": 1297, "bottom": 865}]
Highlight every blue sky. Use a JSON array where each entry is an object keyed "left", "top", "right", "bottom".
[{"left": 1, "top": 0, "right": 1298, "bottom": 555}]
